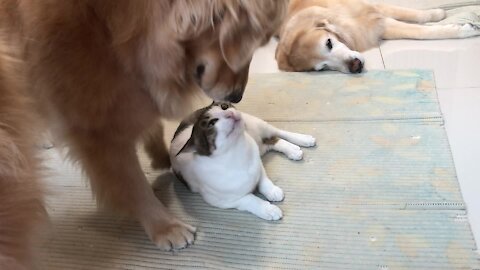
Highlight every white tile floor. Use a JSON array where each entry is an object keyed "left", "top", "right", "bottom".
[{"left": 249, "top": 29, "right": 480, "bottom": 247}]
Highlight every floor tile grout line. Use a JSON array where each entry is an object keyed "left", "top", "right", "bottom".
[{"left": 378, "top": 45, "right": 386, "bottom": 69}]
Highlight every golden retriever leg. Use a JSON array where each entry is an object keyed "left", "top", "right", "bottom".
[
  {"left": 1, "top": 46, "right": 45, "bottom": 270},
  {"left": 0, "top": 163, "right": 44, "bottom": 270},
  {"left": 143, "top": 120, "right": 171, "bottom": 170},
  {"left": 375, "top": 4, "right": 446, "bottom": 23},
  {"left": 0, "top": 123, "right": 45, "bottom": 270},
  {"left": 0, "top": 257, "right": 27, "bottom": 270},
  {"left": 0, "top": 146, "right": 44, "bottom": 270},
  {"left": 72, "top": 134, "right": 195, "bottom": 250},
  {"left": 383, "top": 18, "right": 480, "bottom": 40}
]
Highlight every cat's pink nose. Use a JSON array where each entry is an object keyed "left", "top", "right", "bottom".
[
  {"left": 225, "top": 110, "right": 241, "bottom": 121},
  {"left": 225, "top": 111, "right": 234, "bottom": 118}
]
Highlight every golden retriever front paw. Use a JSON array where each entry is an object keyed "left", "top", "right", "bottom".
[{"left": 147, "top": 219, "right": 196, "bottom": 251}]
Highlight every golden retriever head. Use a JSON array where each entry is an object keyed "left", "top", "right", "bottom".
[
  {"left": 276, "top": 7, "right": 364, "bottom": 74},
  {"left": 105, "top": 0, "right": 287, "bottom": 117},
  {"left": 169, "top": 1, "right": 288, "bottom": 103}
]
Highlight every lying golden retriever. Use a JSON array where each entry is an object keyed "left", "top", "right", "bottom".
[
  {"left": 276, "top": 0, "right": 480, "bottom": 73},
  {"left": 0, "top": 0, "right": 287, "bottom": 268}
]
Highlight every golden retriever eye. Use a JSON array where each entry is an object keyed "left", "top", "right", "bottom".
[
  {"left": 196, "top": 64, "right": 205, "bottom": 79},
  {"left": 208, "top": 118, "right": 218, "bottom": 127},
  {"left": 221, "top": 103, "right": 229, "bottom": 110},
  {"left": 326, "top": 38, "right": 333, "bottom": 51}
]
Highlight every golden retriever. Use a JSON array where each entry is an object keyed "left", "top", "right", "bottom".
[
  {"left": 276, "top": 0, "right": 480, "bottom": 73},
  {"left": 0, "top": 0, "right": 287, "bottom": 268}
]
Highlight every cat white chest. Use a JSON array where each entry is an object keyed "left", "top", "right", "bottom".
[{"left": 175, "top": 132, "right": 263, "bottom": 207}]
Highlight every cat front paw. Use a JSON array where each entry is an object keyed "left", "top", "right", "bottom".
[
  {"left": 296, "top": 134, "right": 316, "bottom": 148},
  {"left": 287, "top": 148, "right": 304, "bottom": 160},
  {"left": 264, "top": 185, "right": 285, "bottom": 202},
  {"left": 258, "top": 203, "right": 283, "bottom": 221}
]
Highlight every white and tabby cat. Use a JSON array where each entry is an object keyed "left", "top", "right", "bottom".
[{"left": 170, "top": 102, "right": 316, "bottom": 220}]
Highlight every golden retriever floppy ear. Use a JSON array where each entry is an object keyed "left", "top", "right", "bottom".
[
  {"left": 219, "top": 12, "right": 262, "bottom": 72},
  {"left": 219, "top": 1, "right": 288, "bottom": 72},
  {"left": 275, "top": 43, "right": 295, "bottom": 71},
  {"left": 168, "top": 1, "right": 225, "bottom": 39},
  {"left": 297, "top": 6, "right": 356, "bottom": 49},
  {"left": 277, "top": 8, "right": 329, "bottom": 57},
  {"left": 276, "top": 15, "right": 317, "bottom": 71}
]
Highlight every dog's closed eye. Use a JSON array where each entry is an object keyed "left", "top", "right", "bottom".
[{"left": 326, "top": 38, "right": 333, "bottom": 51}]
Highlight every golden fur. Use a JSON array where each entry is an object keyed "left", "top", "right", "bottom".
[
  {"left": 276, "top": 0, "right": 479, "bottom": 73},
  {"left": 0, "top": 36, "right": 45, "bottom": 270},
  {"left": 0, "top": 0, "right": 287, "bottom": 268},
  {"left": 276, "top": 0, "right": 382, "bottom": 72}
]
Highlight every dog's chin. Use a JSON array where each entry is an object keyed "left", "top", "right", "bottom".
[
  {"left": 200, "top": 87, "right": 244, "bottom": 104},
  {"left": 210, "top": 94, "right": 243, "bottom": 104},
  {"left": 202, "top": 92, "right": 234, "bottom": 104},
  {"left": 331, "top": 65, "right": 358, "bottom": 74},
  {"left": 338, "top": 67, "right": 353, "bottom": 74}
]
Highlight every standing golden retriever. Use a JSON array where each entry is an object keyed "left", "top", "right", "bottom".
[
  {"left": 0, "top": 0, "right": 287, "bottom": 268},
  {"left": 276, "top": 0, "right": 480, "bottom": 73}
]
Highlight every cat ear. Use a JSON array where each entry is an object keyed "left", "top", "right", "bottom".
[
  {"left": 176, "top": 128, "right": 213, "bottom": 156},
  {"left": 194, "top": 132, "right": 213, "bottom": 156},
  {"left": 176, "top": 137, "right": 196, "bottom": 156}
]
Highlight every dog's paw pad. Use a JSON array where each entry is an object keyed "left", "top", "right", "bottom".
[
  {"left": 265, "top": 185, "right": 285, "bottom": 202},
  {"left": 260, "top": 203, "right": 283, "bottom": 221},
  {"left": 150, "top": 221, "right": 196, "bottom": 251}
]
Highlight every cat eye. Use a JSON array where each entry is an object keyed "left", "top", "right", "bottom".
[
  {"left": 326, "top": 38, "right": 333, "bottom": 51},
  {"left": 221, "top": 103, "right": 229, "bottom": 110},
  {"left": 208, "top": 118, "right": 218, "bottom": 127}
]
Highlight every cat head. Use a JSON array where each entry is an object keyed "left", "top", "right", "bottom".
[{"left": 177, "top": 101, "right": 244, "bottom": 156}]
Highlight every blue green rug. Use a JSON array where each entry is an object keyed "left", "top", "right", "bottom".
[{"left": 40, "top": 70, "right": 479, "bottom": 269}]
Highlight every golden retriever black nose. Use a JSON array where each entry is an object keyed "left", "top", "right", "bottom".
[
  {"left": 225, "top": 90, "right": 244, "bottom": 103},
  {"left": 348, "top": 58, "right": 364, "bottom": 73}
]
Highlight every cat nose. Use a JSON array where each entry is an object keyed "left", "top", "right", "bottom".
[
  {"left": 225, "top": 111, "right": 234, "bottom": 118},
  {"left": 225, "top": 111, "right": 241, "bottom": 121}
]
